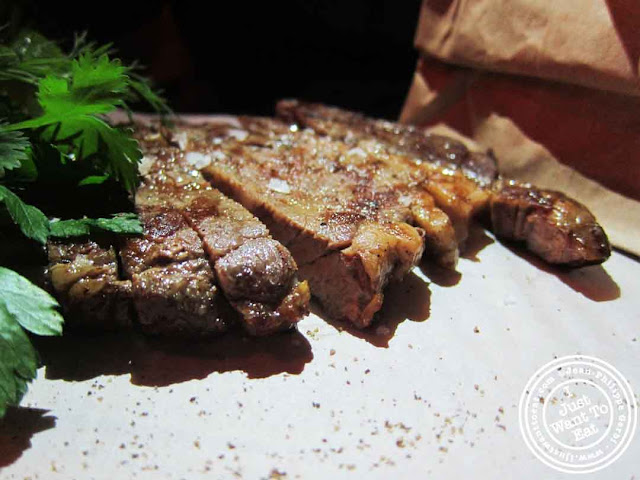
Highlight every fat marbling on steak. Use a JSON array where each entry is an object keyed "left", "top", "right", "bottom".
[{"left": 276, "top": 100, "right": 611, "bottom": 267}]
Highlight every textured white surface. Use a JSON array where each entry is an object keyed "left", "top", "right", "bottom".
[{"left": 1, "top": 229, "right": 638, "bottom": 480}]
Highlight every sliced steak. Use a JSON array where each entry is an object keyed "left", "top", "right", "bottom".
[
  {"left": 276, "top": 100, "right": 492, "bottom": 245},
  {"left": 119, "top": 203, "right": 233, "bottom": 336},
  {"left": 47, "top": 239, "right": 133, "bottom": 330},
  {"left": 276, "top": 100, "right": 611, "bottom": 266},
  {"left": 170, "top": 119, "right": 431, "bottom": 328},
  {"left": 132, "top": 132, "right": 310, "bottom": 335},
  {"left": 47, "top": 125, "right": 309, "bottom": 336}
]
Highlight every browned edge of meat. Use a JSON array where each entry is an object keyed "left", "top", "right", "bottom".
[
  {"left": 173, "top": 119, "right": 427, "bottom": 328},
  {"left": 47, "top": 239, "right": 134, "bottom": 331},
  {"left": 276, "top": 99, "right": 611, "bottom": 267},
  {"left": 490, "top": 181, "right": 611, "bottom": 266}
]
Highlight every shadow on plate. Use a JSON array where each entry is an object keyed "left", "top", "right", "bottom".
[
  {"left": 418, "top": 225, "right": 495, "bottom": 287},
  {"left": 314, "top": 271, "right": 431, "bottom": 348},
  {"left": 0, "top": 407, "right": 56, "bottom": 468},
  {"left": 34, "top": 327, "right": 313, "bottom": 387},
  {"left": 461, "top": 224, "right": 496, "bottom": 263},
  {"left": 418, "top": 260, "right": 461, "bottom": 288},
  {"left": 501, "top": 241, "right": 621, "bottom": 302}
]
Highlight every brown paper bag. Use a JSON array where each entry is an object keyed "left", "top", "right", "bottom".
[{"left": 414, "top": 0, "right": 640, "bottom": 96}]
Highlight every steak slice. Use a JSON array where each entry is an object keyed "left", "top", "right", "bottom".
[
  {"left": 276, "top": 100, "right": 492, "bottom": 246},
  {"left": 276, "top": 100, "right": 611, "bottom": 266},
  {"left": 47, "top": 239, "right": 133, "bottom": 330},
  {"left": 131, "top": 131, "right": 310, "bottom": 335},
  {"left": 119, "top": 203, "right": 233, "bottom": 336},
  {"left": 276, "top": 99, "right": 499, "bottom": 185},
  {"left": 170, "top": 119, "right": 431, "bottom": 328},
  {"left": 490, "top": 181, "right": 611, "bottom": 266}
]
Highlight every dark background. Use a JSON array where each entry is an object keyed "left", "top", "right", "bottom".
[{"left": 12, "top": 1, "right": 421, "bottom": 118}]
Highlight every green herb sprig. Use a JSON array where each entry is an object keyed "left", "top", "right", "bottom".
[{"left": 0, "top": 30, "right": 169, "bottom": 416}]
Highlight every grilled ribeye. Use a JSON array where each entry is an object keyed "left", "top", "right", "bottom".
[
  {"left": 171, "top": 119, "right": 445, "bottom": 327},
  {"left": 276, "top": 100, "right": 611, "bottom": 267},
  {"left": 48, "top": 101, "right": 611, "bottom": 334}
]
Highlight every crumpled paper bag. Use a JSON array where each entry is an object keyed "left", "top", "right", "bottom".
[{"left": 414, "top": 0, "right": 640, "bottom": 96}]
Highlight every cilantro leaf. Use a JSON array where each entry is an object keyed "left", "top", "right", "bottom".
[
  {"left": 49, "top": 213, "right": 142, "bottom": 237},
  {"left": 0, "top": 185, "right": 49, "bottom": 244},
  {"left": 0, "top": 267, "right": 64, "bottom": 417},
  {"left": 0, "top": 126, "right": 30, "bottom": 176}
]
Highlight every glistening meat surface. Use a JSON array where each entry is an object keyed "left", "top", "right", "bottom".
[
  {"left": 276, "top": 100, "right": 611, "bottom": 267},
  {"left": 174, "top": 119, "right": 451, "bottom": 328}
]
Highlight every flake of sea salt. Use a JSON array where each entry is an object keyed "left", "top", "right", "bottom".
[{"left": 267, "top": 178, "right": 291, "bottom": 194}]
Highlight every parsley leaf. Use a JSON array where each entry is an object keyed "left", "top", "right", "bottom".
[
  {"left": 0, "top": 31, "right": 67, "bottom": 85},
  {"left": 5, "top": 52, "right": 143, "bottom": 192},
  {"left": 40, "top": 115, "right": 141, "bottom": 193},
  {"left": 128, "top": 76, "right": 170, "bottom": 114},
  {"left": 0, "top": 126, "right": 30, "bottom": 176},
  {"left": 0, "top": 29, "right": 168, "bottom": 418},
  {"left": 0, "top": 302, "right": 38, "bottom": 418},
  {"left": 77, "top": 174, "right": 109, "bottom": 186},
  {"left": 3, "top": 31, "right": 68, "bottom": 83},
  {"left": 9, "top": 53, "right": 127, "bottom": 130},
  {"left": 49, "top": 213, "right": 143, "bottom": 237},
  {"left": 0, "top": 185, "right": 49, "bottom": 244},
  {"left": 0, "top": 267, "right": 64, "bottom": 417},
  {"left": 0, "top": 267, "right": 64, "bottom": 335}
]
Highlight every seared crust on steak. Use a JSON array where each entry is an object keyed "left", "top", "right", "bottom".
[
  {"left": 119, "top": 204, "right": 233, "bottom": 336},
  {"left": 132, "top": 132, "right": 310, "bottom": 335},
  {"left": 170, "top": 119, "right": 436, "bottom": 327},
  {"left": 276, "top": 100, "right": 492, "bottom": 245},
  {"left": 276, "top": 100, "right": 611, "bottom": 267},
  {"left": 490, "top": 181, "right": 611, "bottom": 266},
  {"left": 276, "top": 99, "right": 499, "bottom": 185}
]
